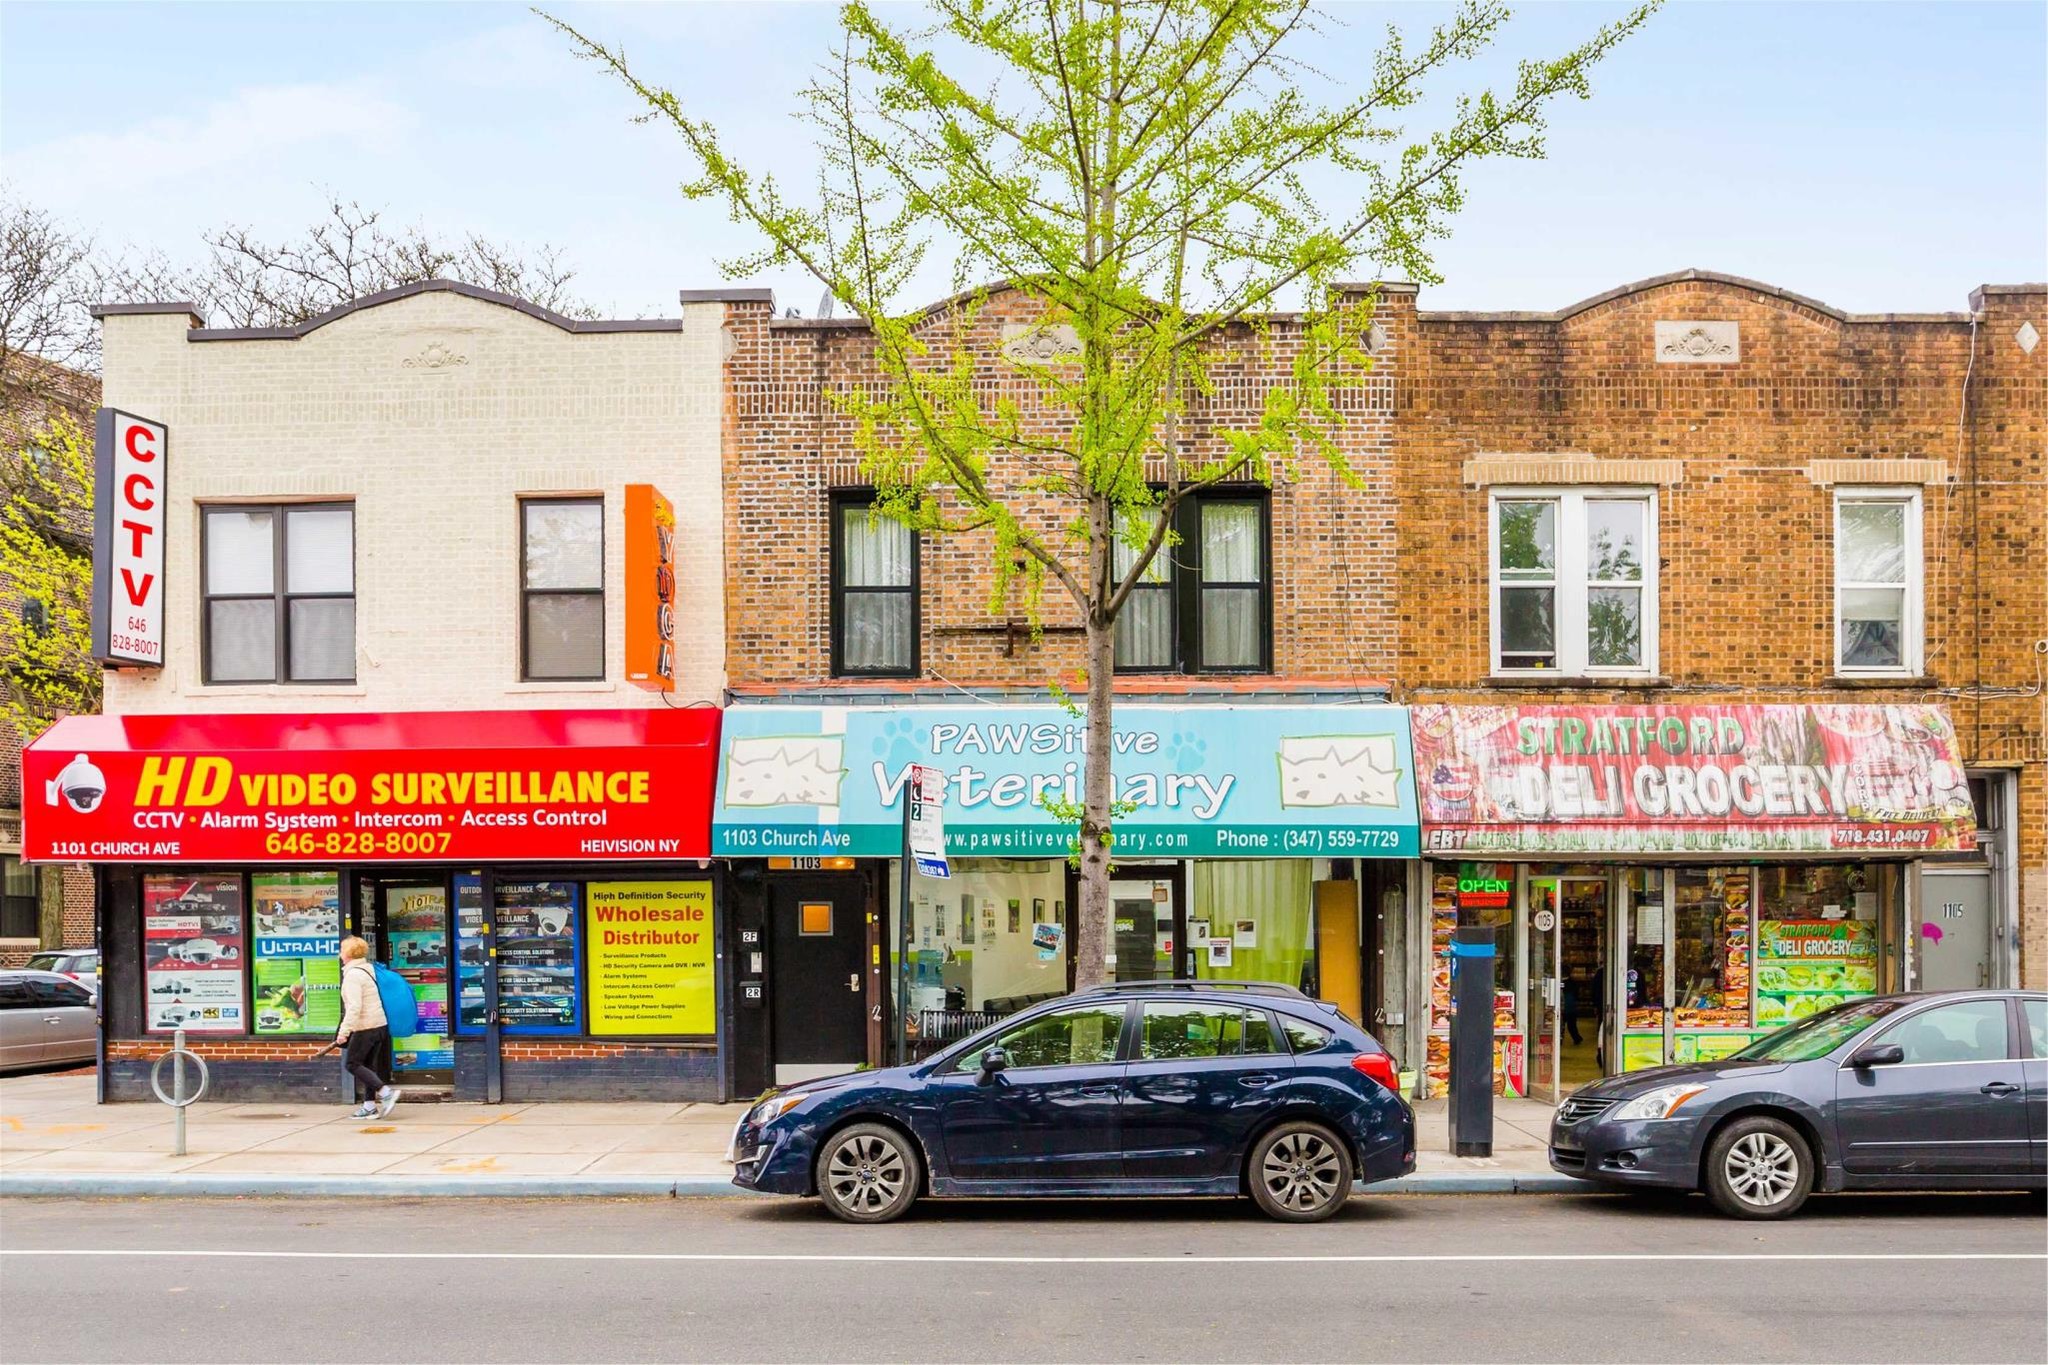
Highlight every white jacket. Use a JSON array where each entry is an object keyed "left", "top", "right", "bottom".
[{"left": 338, "top": 958, "right": 387, "bottom": 1039}]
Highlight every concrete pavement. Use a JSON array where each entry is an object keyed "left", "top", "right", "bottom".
[
  {"left": 3, "top": 1193, "right": 2042, "bottom": 1362},
  {"left": 1, "top": 1071, "right": 1569, "bottom": 1197}
]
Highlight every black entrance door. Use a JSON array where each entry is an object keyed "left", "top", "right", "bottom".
[{"left": 768, "top": 874, "right": 868, "bottom": 1083}]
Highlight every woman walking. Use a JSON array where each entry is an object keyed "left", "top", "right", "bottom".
[{"left": 335, "top": 937, "right": 400, "bottom": 1119}]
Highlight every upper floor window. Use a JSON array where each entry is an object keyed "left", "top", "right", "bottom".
[
  {"left": 202, "top": 503, "right": 354, "bottom": 684},
  {"left": 522, "top": 498, "right": 605, "bottom": 681},
  {"left": 1834, "top": 489, "right": 1921, "bottom": 675},
  {"left": 1491, "top": 490, "right": 1655, "bottom": 676},
  {"left": 1113, "top": 492, "right": 1271, "bottom": 673},
  {"left": 831, "top": 493, "right": 918, "bottom": 677}
]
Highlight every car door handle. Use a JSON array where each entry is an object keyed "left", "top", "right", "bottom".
[
  {"left": 1238, "top": 1073, "right": 1279, "bottom": 1088},
  {"left": 1981, "top": 1081, "right": 2021, "bottom": 1096}
]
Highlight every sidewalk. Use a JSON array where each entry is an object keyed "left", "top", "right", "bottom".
[{"left": 0, "top": 1072, "right": 1573, "bottom": 1198}]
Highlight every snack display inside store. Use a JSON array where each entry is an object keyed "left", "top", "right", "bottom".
[{"left": 1425, "top": 863, "right": 1523, "bottom": 1097}]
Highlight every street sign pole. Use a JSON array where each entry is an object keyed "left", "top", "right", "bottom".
[{"left": 898, "top": 765, "right": 951, "bottom": 1067}]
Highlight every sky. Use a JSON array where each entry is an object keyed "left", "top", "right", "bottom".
[{"left": 2, "top": 1, "right": 2043, "bottom": 321}]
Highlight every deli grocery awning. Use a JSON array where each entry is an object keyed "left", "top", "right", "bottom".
[
  {"left": 23, "top": 708, "right": 721, "bottom": 863},
  {"left": 712, "top": 702, "right": 1421, "bottom": 859},
  {"left": 1411, "top": 703, "right": 1976, "bottom": 858}
]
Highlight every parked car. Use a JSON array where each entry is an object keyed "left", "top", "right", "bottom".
[
  {"left": 23, "top": 949, "right": 98, "bottom": 989},
  {"left": 729, "top": 981, "right": 1414, "bottom": 1224},
  {"left": 0, "top": 970, "right": 98, "bottom": 1073},
  {"left": 1550, "top": 990, "right": 2048, "bottom": 1218}
]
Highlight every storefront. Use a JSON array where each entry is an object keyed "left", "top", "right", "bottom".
[
  {"left": 1412, "top": 702, "right": 1978, "bottom": 1101},
  {"left": 23, "top": 708, "right": 730, "bottom": 1103},
  {"left": 712, "top": 701, "right": 1421, "bottom": 1088}
]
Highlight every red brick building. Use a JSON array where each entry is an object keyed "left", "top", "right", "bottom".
[{"left": 712, "top": 269, "right": 2042, "bottom": 1089}]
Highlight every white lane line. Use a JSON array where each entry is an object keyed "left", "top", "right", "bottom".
[{"left": 2, "top": 1250, "right": 2042, "bottom": 1265}]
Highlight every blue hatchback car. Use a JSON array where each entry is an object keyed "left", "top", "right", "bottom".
[{"left": 729, "top": 981, "right": 1415, "bottom": 1223}]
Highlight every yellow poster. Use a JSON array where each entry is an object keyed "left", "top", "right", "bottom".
[{"left": 587, "top": 881, "right": 715, "bottom": 1036}]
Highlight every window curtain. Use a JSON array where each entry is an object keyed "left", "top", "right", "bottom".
[{"left": 1193, "top": 860, "right": 1315, "bottom": 990}]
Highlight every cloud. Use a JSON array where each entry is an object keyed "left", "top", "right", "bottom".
[{"left": 6, "top": 80, "right": 414, "bottom": 209}]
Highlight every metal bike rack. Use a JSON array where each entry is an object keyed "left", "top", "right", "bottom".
[{"left": 148, "top": 1027, "right": 209, "bottom": 1156}]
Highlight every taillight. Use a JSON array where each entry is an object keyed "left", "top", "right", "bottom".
[{"left": 1350, "top": 1052, "right": 1400, "bottom": 1092}]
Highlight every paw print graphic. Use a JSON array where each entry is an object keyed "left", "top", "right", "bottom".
[
  {"left": 1167, "top": 731, "right": 1209, "bottom": 771},
  {"left": 872, "top": 715, "right": 926, "bottom": 769}
]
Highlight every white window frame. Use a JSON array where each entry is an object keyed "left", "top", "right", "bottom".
[
  {"left": 1833, "top": 487, "right": 1923, "bottom": 677},
  {"left": 1489, "top": 487, "right": 1659, "bottom": 678}
]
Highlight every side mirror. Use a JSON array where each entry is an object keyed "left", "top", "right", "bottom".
[
  {"left": 1850, "top": 1043, "right": 1904, "bottom": 1069},
  {"left": 978, "top": 1047, "right": 1009, "bottom": 1078}
]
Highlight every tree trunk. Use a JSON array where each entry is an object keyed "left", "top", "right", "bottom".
[{"left": 1072, "top": 613, "right": 1119, "bottom": 989}]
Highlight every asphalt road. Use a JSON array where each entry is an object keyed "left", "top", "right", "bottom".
[{"left": 2, "top": 1193, "right": 2043, "bottom": 1364}]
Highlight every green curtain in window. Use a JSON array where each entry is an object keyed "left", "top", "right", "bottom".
[{"left": 1193, "top": 860, "right": 1315, "bottom": 990}]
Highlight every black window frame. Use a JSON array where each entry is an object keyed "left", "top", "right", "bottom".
[
  {"left": 829, "top": 490, "right": 921, "bottom": 678},
  {"left": 520, "top": 496, "right": 607, "bottom": 683},
  {"left": 200, "top": 501, "right": 356, "bottom": 685},
  {"left": 1113, "top": 489, "right": 1273, "bottom": 675},
  {"left": 1, "top": 854, "right": 38, "bottom": 941}
]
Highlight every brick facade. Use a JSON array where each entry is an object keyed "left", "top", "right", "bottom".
[
  {"left": 1, "top": 351, "right": 99, "bottom": 964},
  {"left": 1390, "top": 270, "right": 2045, "bottom": 988}
]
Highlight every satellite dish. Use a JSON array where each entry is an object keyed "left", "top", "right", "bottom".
[{"left": 816, "top": 291, "right": 836, "bottom": 320}]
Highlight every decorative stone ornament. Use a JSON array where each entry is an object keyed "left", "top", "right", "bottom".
[
  {"left": 1001, "top": 321, "right": 1081, "bottom": 364},
  {"left": 401, "top": 340, "right": 470, "bottom": 371},
  {"left": 2016, "top": 320, "right": 2040, "bottom": 356},
  {"left": 1653, "top": 320, "right": 1740, "bottom": 364}
]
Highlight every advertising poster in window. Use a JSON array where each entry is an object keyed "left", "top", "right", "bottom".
[
  {"left": 385, "top": 885, "right": 452, "bottom": 1070},
  {"left": 143, "top": 873, "right": 245, "bottom": 1034},
  {"left": 496, "top": 881, "right": 580, "bottom": 1032},
  {"left": 454, "top": 874, "right": 487, "bottom": 1033},
  {"left": 587, "top": 881, "right": 714, "bottom": 1035},
  {"left": 1755, "top": 920, "right": 1878, "bottom": 1027},
  {"left": 250, "top": 871, "right": 341, "bottom": 1036}
]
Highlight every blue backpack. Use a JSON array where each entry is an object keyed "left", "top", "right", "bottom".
[{"left": 371, "top": 962, "right": 419, "bottom": 1036}]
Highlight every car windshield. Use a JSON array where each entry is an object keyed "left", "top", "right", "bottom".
[{"left": 1730, "top": 999, "right": 1907, "bottom": 1062}]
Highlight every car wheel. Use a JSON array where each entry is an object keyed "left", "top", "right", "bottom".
[
  {"left": 816, "top": 1123, "right": 920, "bottom": 1224},
  {"left": 1248, "top": 1121, "right": 1350, "bottom": 1223},
  {"left": 1704, "top": 1116, "right": 1811, "bottom": 1219}
]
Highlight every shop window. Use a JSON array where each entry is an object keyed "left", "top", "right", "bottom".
[
  {"left": 1139, "top": 1003, "right": 1280, "bottom": 1060},
  {"left": 142, "top": 873, "right": 246, "bottom": 1034},
  {"left": 522, "top": 498, "right": 605, "bottom": 680},
  {"left": 1834, "top": 489, "right": 1922, "bottom": 674},
  {"left": 491, "top": 880, "right": 581, "bottom": 1033},
  {"left": 250, "top": 871, "right": 343, "bottom": 1036},
  {"left": 1, "top": 856, "right": 39, "bottom": 940},
  {"left": 1753, "top": 865, "right": 1884, "bottom": 1028},
  {"left": 954, "top": 1001, "right": 1126, "bottom": 1071},
  {"left": 202, "top": 503, "right": 355, "bottom": 683},
  {"left": 1876, "top": 999, "right": 2010, "bottom": 1064},
  {"left": 1670, "top": 869, "right": 1746, "bottom": 1028},
  {"left": 891, "top": 860, "right": 1067, "bottom": 1022},
  {"left": 1490, "top": 490, "right": 1655, "bottom": 676},
  {"left": 1112, "top": 492, "right": 1271, "bottom": 674},
  {"left": 831, "top": 493, "right": 918, "bottom": 677},
  {"left": 1192, "top": 860, "right": 1313, "bottom": 989}
]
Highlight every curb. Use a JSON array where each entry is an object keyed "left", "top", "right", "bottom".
[{"left": 0, "top": 1171, "right": 1577, "bottom": 1199}]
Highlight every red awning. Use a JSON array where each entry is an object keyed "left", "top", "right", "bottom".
[
  {"left": 1411, "top": 702, "right": 1976, "bottom": 858},
  {"left": 23, "top": 707, "right": 721, "bottom": 864}
]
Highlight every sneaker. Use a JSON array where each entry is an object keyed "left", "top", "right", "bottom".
[
  {"left": 376, "top": 1086, "right": 402, "bottom": 1118},
  {"left": 349, "top": 1102, "right": 378, "bottom": 1119}
]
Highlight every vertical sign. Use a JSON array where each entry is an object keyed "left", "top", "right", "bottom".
[
  {"left": 907, "top": 764, "right": 949, "bottom": 879},
  {"left": 91, "top": 408, "right": 168, "bottom": 667},
  {"left": 623, "top": 483, "right": 676, "bottom": 690}
]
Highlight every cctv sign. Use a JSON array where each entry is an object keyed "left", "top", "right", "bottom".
[{"left": 91, "top": 408, "right": 168, "bottom": 667}]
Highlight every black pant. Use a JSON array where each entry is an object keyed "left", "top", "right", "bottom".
[{"left": 343, "top": 1027, "right": 392, "bottom": 1102}]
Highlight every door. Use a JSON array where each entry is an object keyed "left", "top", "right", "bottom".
[
  {"left": 1526, "top": 879, "right": 1564, "bottom": 1103},
  {"left": 369, "top": 879, "right": 454, "bottom": 1086},
  {"left": 931, "top": 1000, "right": 1128, "bottom": 1183},
  {"left": 1834, "top": 997, "right": 2033, "bottom": 1177},
  {"left": 27, "top": 977, "right": 96, "bottom": 1067},
  {"left": 1918, "top": 872, "right": 1993, "bottom": 991},
  {"left": 0, "top": 977, "right": 46, "bottom": 1067},
  {"left": 1121, "top": 1001, "right": 1292, "bottom": 1182},
  {"left": 1110, "top": 875, "right": 1174, "bottom": 982},
  {"left": 769, "top": 874, "right": 867, "bottom": 1084},
  {"left": 2021, "top": 998, "right": 2047, "bottom": 1174}
]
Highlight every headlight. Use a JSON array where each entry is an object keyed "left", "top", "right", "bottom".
[
  {"left": 749, "top": 1093, "right": 805, "bottom": 1125},
  {"left": 1610, "top": 1084, "right": 1707, "bottom": 1122}
]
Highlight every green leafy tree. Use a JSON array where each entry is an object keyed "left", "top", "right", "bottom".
[
  {"left": 551, "top": 0, "right": 1655, "bottom": 986},
  {"left": 0, "top": 414, "right": 96, "bottom": 741}
]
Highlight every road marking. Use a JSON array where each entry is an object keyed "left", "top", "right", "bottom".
[{"left": 3, "top": 1249, "right": 2042, "bottom": 1265}]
